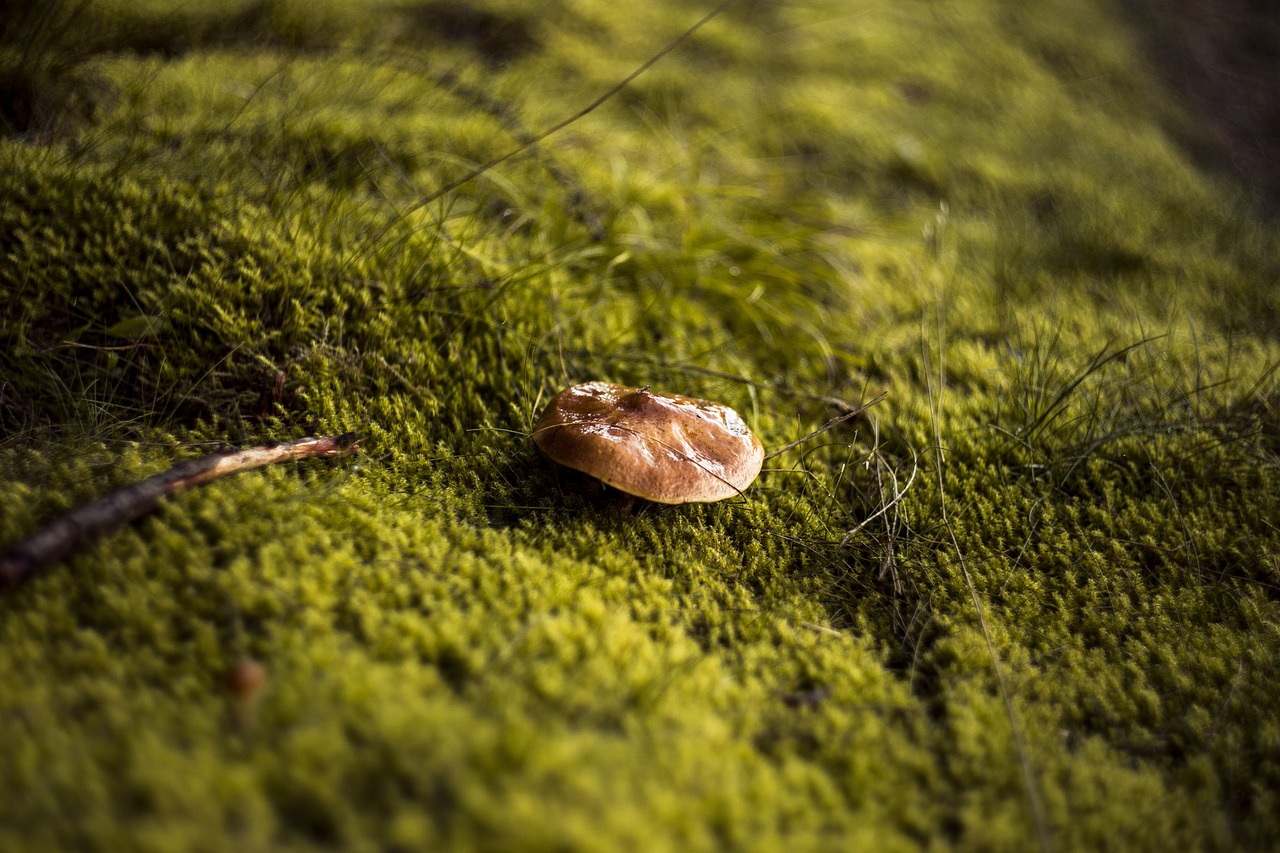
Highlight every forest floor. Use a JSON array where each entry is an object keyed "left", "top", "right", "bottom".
[{"left": 2, "top": 0, "right": 1279, "bottom": 850}]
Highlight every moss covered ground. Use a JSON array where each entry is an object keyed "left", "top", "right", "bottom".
[{"left": 2, "top": 0, "right": 1279, "bottom": 849}]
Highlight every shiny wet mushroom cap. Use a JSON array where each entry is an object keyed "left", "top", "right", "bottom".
[{"left": 533, "top": 381, "right": 764, "bottom": 504}]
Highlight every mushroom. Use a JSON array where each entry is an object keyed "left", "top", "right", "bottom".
[{"left": 533, "top": 381, "right": 764, "bottom": 504}]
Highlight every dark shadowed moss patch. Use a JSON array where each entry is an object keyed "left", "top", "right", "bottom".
[
  {"left": 390, "top": 1, "right": 542, "bottom": 64},
  {"left": 0, "top": 0, "right": 113, "bottom": 137},
  {"left": 1126, "top": 0, "right": 1280, "bottom": 211}
]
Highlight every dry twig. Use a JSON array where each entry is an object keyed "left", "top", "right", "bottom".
[{"left": 0, "top": 433, "right": 362, "bottom": 590}]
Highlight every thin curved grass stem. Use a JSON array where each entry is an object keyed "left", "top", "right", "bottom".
[
  {"left": 839, "top": 441, "right": 918, "bottom": 547},
  {"left": 374, "top": 0, "right": 740, "bottom": 240},
  {"left": 763, "top": 392, "right": 886, "bottom": 462}
]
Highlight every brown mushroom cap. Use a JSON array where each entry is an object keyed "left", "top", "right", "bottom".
[{"left": 533, "top": 381, "right": 764, "bottom": 504}]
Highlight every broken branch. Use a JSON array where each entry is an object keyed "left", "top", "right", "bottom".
[{"left": 0, "top": 433, "right": 361, "bottom": 590}]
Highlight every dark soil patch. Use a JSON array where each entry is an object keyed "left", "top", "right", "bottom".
[{"left": 1127, "top": 0, "right": 1280, "bottom": 211}]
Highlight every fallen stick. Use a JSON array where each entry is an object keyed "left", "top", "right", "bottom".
[{"left": 0, "top": 433, "right": 362, "bottom": 590}]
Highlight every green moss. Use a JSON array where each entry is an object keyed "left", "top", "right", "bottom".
[{"left": 2, "top": 0, "right": 1279, "bottom": 849}]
